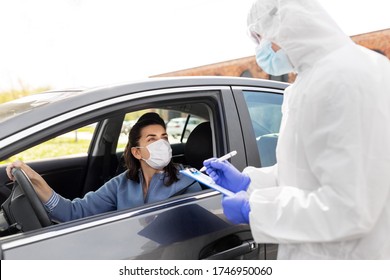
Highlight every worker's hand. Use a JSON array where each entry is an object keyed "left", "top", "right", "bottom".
[
  {"left": 222, "top": 191, "right": 250, "bottom": 224},
  {"left": 203, "top": 158, "right": 250, "bottom": 193}
]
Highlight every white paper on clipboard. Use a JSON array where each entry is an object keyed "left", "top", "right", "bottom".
[{"left": 179, "top": 168, "right": 234, "bottom": 197}]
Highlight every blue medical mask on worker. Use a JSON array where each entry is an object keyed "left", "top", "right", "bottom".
[
  {"left": 255, "top": 39, "right": 294, "bottom": 76},
  {"left": 139, "top": 139, "right": 172, "bottom": 169}
]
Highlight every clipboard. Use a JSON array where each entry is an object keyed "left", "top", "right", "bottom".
[{"left": 179, "top": 168, "right": 234, "bottom": 197}]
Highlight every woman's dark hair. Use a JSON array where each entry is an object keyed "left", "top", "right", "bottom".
[{"left": 124, "top": 112, "right": 179, "bottom": 186}]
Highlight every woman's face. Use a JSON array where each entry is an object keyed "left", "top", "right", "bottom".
[{"left": 132, "top": 124, "right": 169, "bottom": 160}]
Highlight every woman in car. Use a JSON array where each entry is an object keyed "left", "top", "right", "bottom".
[{"left": 6, "top": 112, "right": 201, "bottom": 222}]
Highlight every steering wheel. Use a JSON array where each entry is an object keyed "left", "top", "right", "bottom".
[{"left": 11, "top": 168, "right": 52, "bottom": 229}]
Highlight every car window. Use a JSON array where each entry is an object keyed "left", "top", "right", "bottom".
[
  {"left": 166, "top": 115, "right": 206, "bottom": 143},
  {"left": 116, "top": 109, "right": 174, "bottom": 152},
  {"left": 243, "top": 91, "right": 282, "bottom": 136},
  {"left": 116, "top": 109, "right": 206, "bottom": 153},
  {"left": 0, "top": 123, "right": 97, "bottom": 164},
  {"left": 243, "top": 90, "right": 283, "bottom": 167}
]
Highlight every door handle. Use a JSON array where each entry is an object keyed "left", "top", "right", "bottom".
[{"left": 203, "top": 240, "right": 258, "bottom": 260}]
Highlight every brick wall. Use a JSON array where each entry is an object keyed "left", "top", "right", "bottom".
[
  {"left": 154, "top": 29, "right": 389, "bottom": 82},
  {"left": 353, "top": 29, "right": 390, "bottom": 57}
]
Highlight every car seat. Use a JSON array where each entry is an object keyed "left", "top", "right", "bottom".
[{"left": 184, "top": 122, "right": 212, "bottom": 170}]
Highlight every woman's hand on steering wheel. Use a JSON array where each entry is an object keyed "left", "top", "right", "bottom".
[{"left": 6, "top": 160, "right": 54, "bottom": 203}]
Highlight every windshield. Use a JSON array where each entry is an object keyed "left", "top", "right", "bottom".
[{"left": 0, "top": 91, "right": 81, "bottom": 123}]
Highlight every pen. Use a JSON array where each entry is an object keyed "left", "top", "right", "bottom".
[{"left": 199, "top": 150, "right": 237, "bottom": 172}]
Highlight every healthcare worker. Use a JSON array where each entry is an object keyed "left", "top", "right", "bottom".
[{"left": 204, "top": 0, "right": 390, "bottom": 259}]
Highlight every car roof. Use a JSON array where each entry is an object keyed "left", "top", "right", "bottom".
[{"left": 0, "top": 76, "right": 288, "bottom": 141}]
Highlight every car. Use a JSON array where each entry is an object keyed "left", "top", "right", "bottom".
[
  {"left": 167, "top": 117, "right": 205, "bottom": 139},
  {"left": 0, "top": 76, "right": 288, "bottom": 259}
]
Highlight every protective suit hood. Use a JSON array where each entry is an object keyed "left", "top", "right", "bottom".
[{"left": 247, "top": 0, "right": 353, "bottom": 73}]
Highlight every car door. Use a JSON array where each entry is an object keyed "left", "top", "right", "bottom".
[{"left": 0, "top": 191, "right": 262, "bottom": 259}]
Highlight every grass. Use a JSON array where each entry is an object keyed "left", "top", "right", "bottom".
[
  {"left": 1, "top": 138, "right": 91, "bottom": 164},
  {"left": 1, "top": 132, "right": 128, "bottom": 165}
]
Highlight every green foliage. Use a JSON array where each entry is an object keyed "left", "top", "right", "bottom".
[{"left": 0, "top": 87, "right": 51, "bottom": 104}]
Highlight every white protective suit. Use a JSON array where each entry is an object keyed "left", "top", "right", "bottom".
[{"left": 245, "top": 0, "right": 390, "bottom": 259}]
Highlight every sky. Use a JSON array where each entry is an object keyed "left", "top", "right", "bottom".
[{"left": 0, "top": 0, "right": 389, "bottom": 92}]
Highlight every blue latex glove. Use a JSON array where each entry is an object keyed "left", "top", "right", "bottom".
[
  {"left": 222, "top": 191, "right": 250, "bottom": 224},
  {"left": 203, "top": 158, "right": 250, "bottom": 193}
]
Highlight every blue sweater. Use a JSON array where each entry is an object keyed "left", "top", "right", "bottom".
[{"left": 46, "top": 170, "right": 201, "bottom": 222}]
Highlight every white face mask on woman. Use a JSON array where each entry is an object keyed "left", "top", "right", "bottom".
[{"left": 138, "top": 139, "right": 172, "bottom": 170}]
